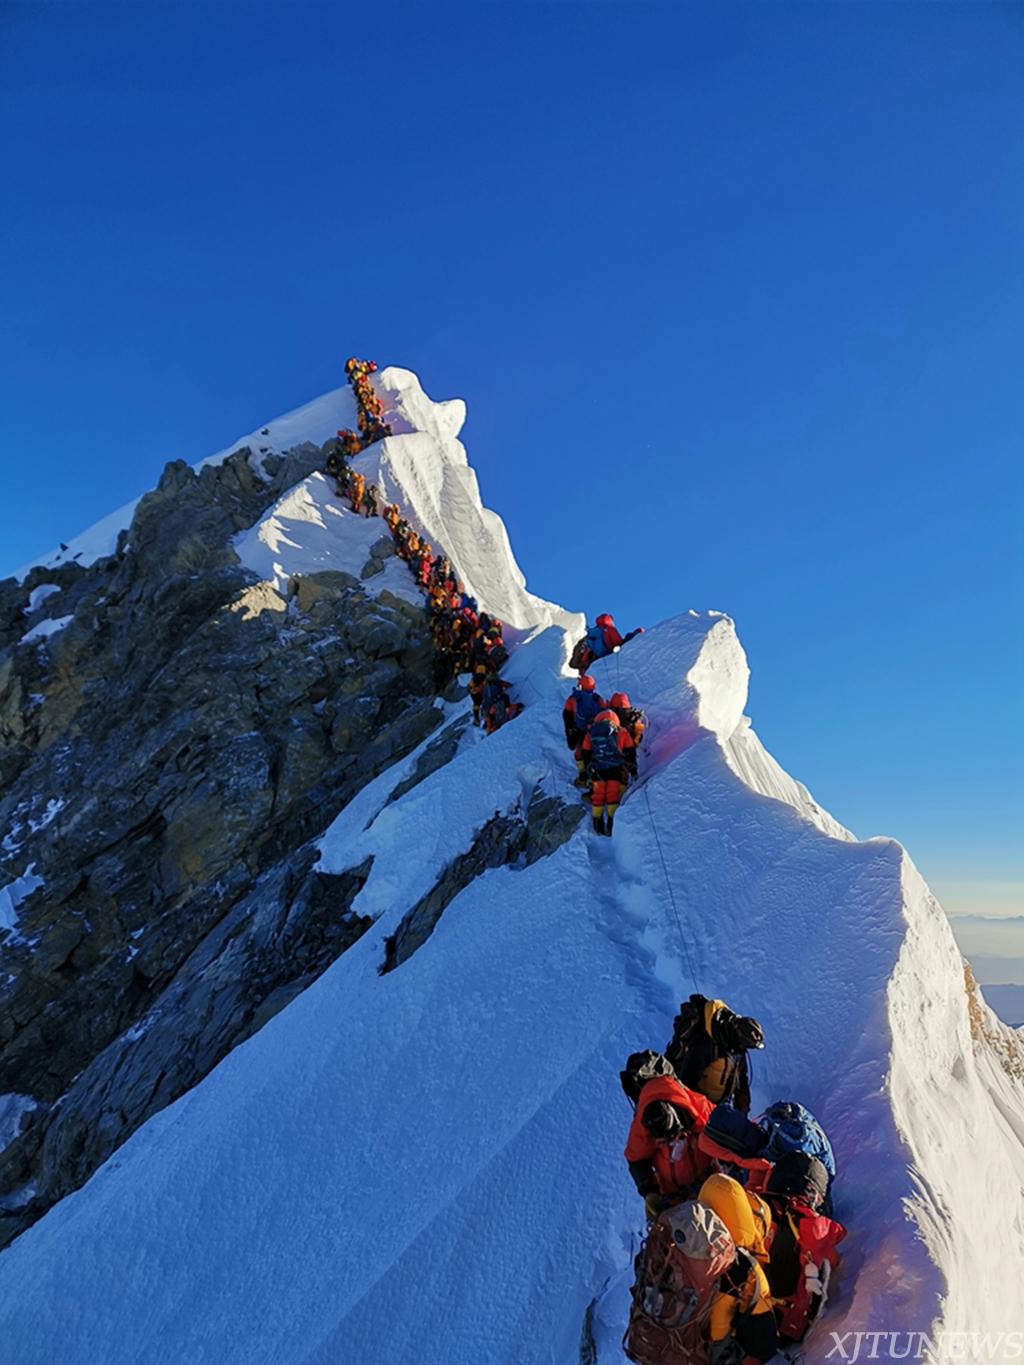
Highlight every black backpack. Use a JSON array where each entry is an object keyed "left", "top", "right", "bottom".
[
  {"left": 703, "top": 1102, "right": 768, "bottom": 1160},
  {"left": 619, "top": 1051, "right": 677, "bottom": 1110},
  {"left": 588, "top": 720, "right": 622, "bottom": 769}
]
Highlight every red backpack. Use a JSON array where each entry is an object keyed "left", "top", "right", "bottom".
[
  {"left": 763, "top": 1197, "right": 846, "bottom": 1343},
  {"left": 624, "top": 1201, "right": 736, "bottom": 1365}
]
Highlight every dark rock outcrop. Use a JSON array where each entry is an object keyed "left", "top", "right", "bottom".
[{"left": 381, "top": 789, "right": 585, "bottom": 972}]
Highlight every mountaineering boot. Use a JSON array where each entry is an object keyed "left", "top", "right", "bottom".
[
  {"left": 604, "top": 812, "right": 615, "bottom": 837},
  {"left": 592, "top": 812, "right": 606, "bottom": 836}
]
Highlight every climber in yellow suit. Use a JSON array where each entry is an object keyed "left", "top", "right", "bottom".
[{"left": 699, "top": 1174, "right": 779, "bottom": 1365}]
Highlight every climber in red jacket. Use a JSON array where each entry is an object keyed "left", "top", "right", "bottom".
[
  {"left": 569, "top": 613, "right": 645, "bottom": 671},
  {"left": 625, "top": 1074, "right": 714, "bottom": 1218},
  {"left": 563, "top": 675, "right": 606, "bottom": 786}
]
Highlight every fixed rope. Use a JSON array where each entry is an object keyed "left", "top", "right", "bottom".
[{"left": 641, "top": 783, "right": 700, "bottom": 994}]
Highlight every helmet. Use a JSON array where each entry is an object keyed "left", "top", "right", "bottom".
[
  {"left": 724, "top": 1015, "right": 765, "bottom": 1051},
  {"left": 610, "top": 692, "right": 630, "bottom": 710},
  {"left": 595, "top": 613, "right": 614, "bottom": 627},
  {"left": 579, "top": 675, "right": 597, "bottom": 692},
  {"left": 594, "top": 709, "right": 619, "bottom": 726}
]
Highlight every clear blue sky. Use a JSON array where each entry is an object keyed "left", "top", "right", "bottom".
[{"left": 2, "top": 2, "right": 1021, "bottom": 920}]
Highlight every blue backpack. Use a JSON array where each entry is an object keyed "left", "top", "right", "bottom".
[
  {"left": 573, "top": 688, "right": 603, "bottom": 730},
  {"left": 759, "top": 1101, "right": 836, "bottom": 1189},
  {"left": 585, "top": 623, "right": 609, "bottom": 659},
  {"left": 587, "top": 720, "right": 622, "bottom": 769}
]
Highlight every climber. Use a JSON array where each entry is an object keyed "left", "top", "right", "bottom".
[
  {"left": 760, "top": 1155, "right": 846, "bottom": 1344},
  {"left": 417, "top": 545, "right": 434, "bottom": 587},
  {"left": 608, "top": 692, "right": 645, "bottom": 751},
  {"left": 562, "top": 676, "right": 606, "bottom": 788},
  {"left": 348, "top": 471, "right": 366, "bottom": 514},
  {"left": 484, "top": 626, "right": 509, "bottom": 671},
  {"left": 666, "top": 994, "right": 764, "bottom": 1113},
  {"left": 324, "top": 446, "right": 348, "bottom": 482},
  {"left": 482, "top": 672, "right": 522, "bottom": 735},
  {"left": 384, "top": 503, "right": 400, "bottom": 533},
  {"left": 569, "top": 613, "right": 644, "bottom": 672},
  {"left": 338, "top": 428, "right": 364, "bottom": 459},
  {"left": 624, "top": 1071, "right": 714, "bottom": 1218},
  {"left": 698, "top": 1174, "right": 779, "bottom": 1365},
  {"left": 581, "top": 708, "right": 636, "bottom": 836}
]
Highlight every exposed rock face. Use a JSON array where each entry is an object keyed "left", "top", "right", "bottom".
[
  {"left": 381, "top": 790, "right": 585, "bottom": 973},
  {"left": 0, "top": 444, "right": 441, "bottom": 1245}
]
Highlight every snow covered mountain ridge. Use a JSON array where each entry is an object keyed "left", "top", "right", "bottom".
[{"left": 0, "top": 366, "right": 1022, "bottom": 1363}]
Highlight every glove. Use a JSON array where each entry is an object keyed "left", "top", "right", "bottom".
[
  {"left": 644, "top": 1192, "right": 664, "bottom": 1221},
  {"left": 805, "top": 1258, "right": 831, "bottom": 1316}
]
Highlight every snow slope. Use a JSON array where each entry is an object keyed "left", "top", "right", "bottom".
[
  {"left": 0, "top": 369, "right": 1021, "bottom": 1364},
  {"left": 233, "top": 472, "right": 423, "bottom": 605}
]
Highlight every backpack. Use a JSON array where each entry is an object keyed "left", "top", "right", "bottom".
[
  {"left": 666, "top": 997, "right": 754, "bottom": 1107},
  {"left": 758, "top": 1103, "right": 836, "bottom": 1196},
  {"left": 620, "top": 1052, "right": 678, "bottom": 1110},
  {"left": 702, "top": 1104, "right": 768, "bottom": 1161},
  {"left": 568, "top": 638, "right": 587, "bottom": 670},
  {"left": 765, "top": 1152, "right": 829, "bottom": 1212},
  {"left": 586, "top": 623, "right": 609, "bottom": 659},
  {"left": 621, "top": 705, "right": 646, "bottom": 741},
  {"left": 624, "top": 1201, "right": 736, "bottom": 1365},
  {"left": 487, "top": 643, "right": 509, "bottom": 671},
  {"left": 763, "top": 1196, "right": 846, "bottom": 1343},
  {"left": 573, "top": 687, "right": 603, "bottom": 730},
  {"left": 588, "top": 720, "right": 623, "bottom": 769}
]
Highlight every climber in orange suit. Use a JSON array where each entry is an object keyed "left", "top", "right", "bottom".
[{"left": 582, "top": 709, "right": 636, "bottom": 836}]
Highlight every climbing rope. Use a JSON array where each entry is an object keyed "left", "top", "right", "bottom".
[{"left": 641, "top": 784, "right": 700, "bottom": 995}]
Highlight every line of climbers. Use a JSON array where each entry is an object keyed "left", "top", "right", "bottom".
[
  {"left": 320, "top": 357, "right": 524, "bottom": 737},
  {"left": 621, "top": 994, "right": 846, "bottom": 1365},
  {"left": 561, "top": 612, "right": 645, "bottom": 837},
  {"left": 339, "top": 356, "right": 393, "bottom": 454}
]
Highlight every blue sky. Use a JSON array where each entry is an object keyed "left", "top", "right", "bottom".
[{"left": 2, "top": 2, "right": 1021, "bottom": 925}]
